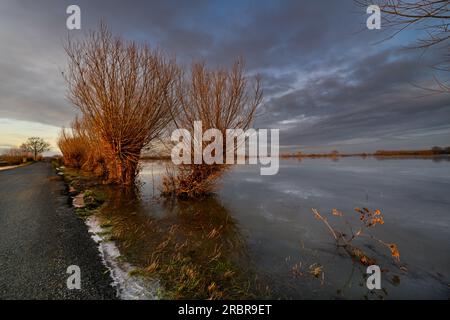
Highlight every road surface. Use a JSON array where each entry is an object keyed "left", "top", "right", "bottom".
[{"left": 0, "top": 162, "right": 116, "bottom": 299}]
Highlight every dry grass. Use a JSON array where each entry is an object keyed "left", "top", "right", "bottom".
[
  {"left": 312, "top": 207, "right": 401, "bottom": 266},
  {"left": 58, "top": 117, "right": 109, "bottom": 177},
  {"left": 93, "top": 189, "right": 269, "bottom": 299}
]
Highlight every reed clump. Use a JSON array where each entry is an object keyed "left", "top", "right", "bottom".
[{"left": 312, "top": 207, "right": 400, "bottom": 266}]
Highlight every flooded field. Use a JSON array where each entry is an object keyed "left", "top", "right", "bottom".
[{"left": 100, "top": 157, "right": 450, "bottom": 299}]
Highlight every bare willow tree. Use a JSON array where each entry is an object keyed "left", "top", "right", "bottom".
[
  {"left": 64, "top": 23, "right": 180, "bottom": 184},
  {"left": 21, "top": 137, "right": 50, "bottom": 161},
  {"left": 163, "top": 59, "right": 263, "bottom": 198},
  {"left": 356, "top": 0, "right": 450, "bottom": 92}
]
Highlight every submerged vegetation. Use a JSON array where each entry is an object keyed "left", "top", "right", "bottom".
[
  {"left": 57, "top": 165, "right": 269, "bottom": 299},
  {"left": 100, "top": 195, "right": 268, "bottom": 299},
  {"left": 312, "top": 207, "right": 401, "bottom": 266}
]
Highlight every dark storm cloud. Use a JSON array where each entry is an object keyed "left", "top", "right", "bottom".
[
  {"left": 258, "top": 48, "right": 450, "bottom": 151},
  {"left": 0, "top": 0, "right": 216, "bottom": 126},
  {"left": 0, "top": 0, "right": 448, "bottom": 151},
  {"left": 198, "top": 0, "right": 372, "bottom": 69}
]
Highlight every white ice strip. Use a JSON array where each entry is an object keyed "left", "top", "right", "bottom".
[{"left": 85, "top": 215, "right": 161, "bottom": 300}]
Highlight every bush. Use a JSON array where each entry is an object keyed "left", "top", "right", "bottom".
[
  {"left": 58, "top": 117, "right": 108, "bottom": 178},
  {"left": 162, "top": 163, "right": 226, "bottom": 198},
  {"left": 0, "top": 148, "right": 32, "bottom": 165},
  {"left": 162, "top": 60, "right": 262, "bottom": 198}
]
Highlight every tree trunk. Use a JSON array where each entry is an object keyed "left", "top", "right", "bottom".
[{"left": 105, "top": 157, "right": 138, "bottom": 185}]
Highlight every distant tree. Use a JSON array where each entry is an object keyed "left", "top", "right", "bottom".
[
  {"left": 21, "top": 137, "right": 50, "bottom": 161},
  {"left": 0, "top": 148, "right": 32, "bottom": 165},
  {"left": 431, "top": 146, "right": 444, "bottom": 154},
  {"left": 6, "top": 148, "right": 26, "bottom": 157}
]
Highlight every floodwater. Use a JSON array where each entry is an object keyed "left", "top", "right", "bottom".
[{"left": 117, "top": 157, "right": 450, "bottom": 299}]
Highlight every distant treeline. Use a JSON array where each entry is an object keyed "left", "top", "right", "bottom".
[
  {"left": 373, "top": 146, "right": 450, "bottom": 156},
  {"left": 281, "top": 146, "right": 450, "bottom": 158},
  {"left": 144, "top": 147, "right": 450, "bottom": 160}
]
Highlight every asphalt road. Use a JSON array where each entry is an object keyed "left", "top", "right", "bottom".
[{"left": 0, "top": 162, "right": 116, "bottom": 299}]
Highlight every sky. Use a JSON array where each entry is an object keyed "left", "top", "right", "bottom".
[{"left": 0, "top": 0, "right": 449, "bottom": 154}]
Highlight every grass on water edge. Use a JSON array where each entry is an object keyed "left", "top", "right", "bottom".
[{"left": 54, "top": 163, "right": 270, "bottom": 299}]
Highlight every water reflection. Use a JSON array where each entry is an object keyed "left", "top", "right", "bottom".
[
  {"left": 134, "top": 157, "right": 450, "bottom": 299},
  {"left": 98, "top": 186, "right": 268, "bottom": 299},
  {"left": 94, "top": 156, "right": 450, "bottom": 299},
  {"left": 285, "top": 155, "right": 450, "bottom": 163},
  {"left": 373, "top": 155, "right": 450, "bottom": 162}
]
